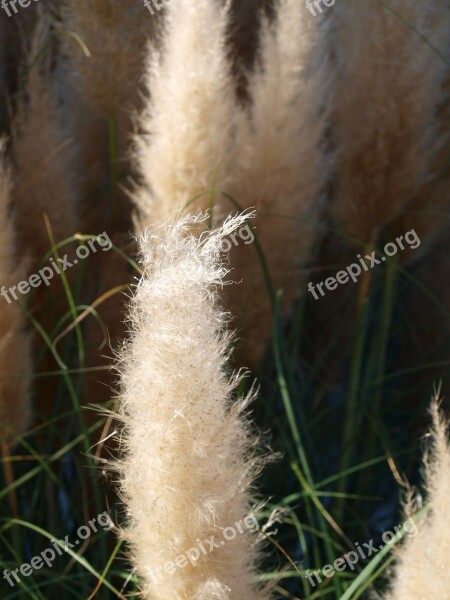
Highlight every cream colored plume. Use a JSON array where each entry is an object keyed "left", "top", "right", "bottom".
[
  {"left": 331, "top": 0, "right": 450, "bottom": 250},
  {"left": 227, "top": 0, "right": 331, "bottom": 366},
  {"left": 114, "top": 213, "right": 272, "bottom": 599},
  {"left": 0, "top": 139, "right": 32, "bottom": 447},
  {"left": 385, "top": 396, "right": 450, "bottom": 599},
  {"left": 133, "top": 0, "right": 236, "bottom": 229}
]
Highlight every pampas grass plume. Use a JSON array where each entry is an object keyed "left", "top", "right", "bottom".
[
  {"left": 133, "top": 0, "right": 236, "bottom": 229},
  {"left": 331, "top": 0, "right": 450, "bottom": 247},
  {"left": 61, "top": 0, "right": 152, "bottom": 243},
  {"left": 228, "top": 0, "right": 331, "bottom": 366},
  {"left": 114, "top": 213, "right": 271, "bottom": 599},
  {"left": 63, "top": 0, "right": 151, "bottom": 119},
  {"left": 12, "top": 15, "right": 78, "bottom": 266},
  {"left": 0, "top": 139, "right": 31, "bottom": 447},
  {"left": 61, "top": 1, "right": 151, "bottom": 408},
  {"left": 385, "top": 394, "right": 450, "bottom": 599}
]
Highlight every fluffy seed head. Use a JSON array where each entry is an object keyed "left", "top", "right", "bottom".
[
  {"left": 114, "top": 213, "right": 273, "bottom": 599},
  {"left": 12, "top": 15, "right": 79, "bottom": 267},
  {"left": 227, "top": 0, "right": 331, "bottom": 366},
  {"left": 384, "top": 395, "right": 450, "bottom": 599},
  {"left": 133, "top": 0, "right": 236, "bottom": 230},
  {"left": 331, "top": 0, "right": 450, "bottom": 250}
]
